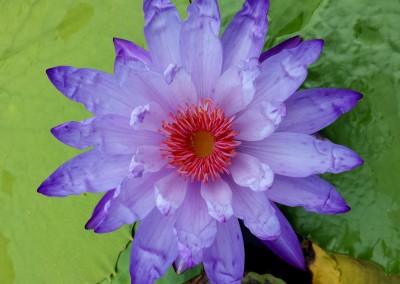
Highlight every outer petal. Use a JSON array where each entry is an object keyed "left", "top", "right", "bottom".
[
  {"left": 261, "top": 204, "right": 306, "bottom": 270},
  {"left": 85, "top": 189, "right": 116, "bottom": 229},
  {"left": 180, "top": 0, "right": 222, "bottom": 99},
  {"left": 259, "top": 35, "right": 302, "bottom": 62},
  {"left": 113, "top": 38, "right": 151, "bottom": 64},
  {"left": 143, "top": 0, "right": 182, "bottom": 72},
  {"left": 240, "top": 132, "right": 363, "bottom": 177},
  {"left": 46, "top": 67, "right": 134, "bottom": 116},
  {"left": 93, "top": 170, "right": 168, "bottom": 233},
  {"left": 229, "top": 178, "right": 280, "bottom": 240},
  {"left": 235, "top": 100, "right": 285, "bottom": 141},
  {"left": 266, "top": 175, "right": 350, "bottom": 214},
  {"left": 278, "top": 88, "right": 363, "bottom": 134},
  {"left": 230, "top": 153, "right": 274, "bottom": 191},
  {"left": 213, "top": 58, "right": 259, "bottom": 116},
  {"left": 154, "top": 172, "right": 187, "bottom": 215},
  {"left": 203, "top": 217, "right": 244, "bottom": 284},
  {"left": 38, "top": 150, "right": 130, "bottom": 197},
  {"left": 221, "top": 0, "right": 269, "bottom": 71},
  {"left": 174, "top": 184, "right": 217, "bottom": 269},
  {"left": 130, "top": 209, "right": 179, "bottom": 283},
  {"left": 200, "top": 179, "right": 233, "bottom": 222},
  {"left": 51, "top": 115, "right": 163, "bottom": 154},
  {"left": 253, "top": 40, "right": 324, "bottom": 104}
]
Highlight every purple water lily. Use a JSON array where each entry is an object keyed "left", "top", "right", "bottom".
[{"left": 38, "top": 0, "right": 363, "bottom": 283}]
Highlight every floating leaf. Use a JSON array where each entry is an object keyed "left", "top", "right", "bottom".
[
  {"left": 242, "top": 272, "right": 286, "bottom": 284},
  {"left": 266, "top": 0, "right": 400, "bottom": 274},
  {"left": 0, "top": 0, "right": 144, "bottom": 283},
  {"left": 306, "top": 242, "right": 400, "bottom": 284}
]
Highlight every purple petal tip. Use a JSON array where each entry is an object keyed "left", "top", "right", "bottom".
[
  {"left": 113, "top": 37, "right": 123, "bottom": 53},
  {"left": 312, "top": 38, "right": 325, "bottom": 48},
  {"left": 341, "top": 90, "right": 363, "bottom": 112},
  {"left": 315, "top": 190, "right": 351, "bottom": 214},
  {"left": 354, "top": 91, "right": 363, "bottom": 100},
  {"left": 46, "top": 66, "right": 75, "bottom": 94},
  {"left": 338, "top": 90, "right": 363, "bottom": 110},
  {"left": 37, "top": 181, "right": 56, "bottom": 197},
  {"left": 46, "top": 67, "right": 60, "bottom": 88},
  {"left": 293, "top": 35, "right": 303, "bottom": 41},
  {"left": 50, "top": 124, "right": 63, "bottom": 138},
  {"left": 85, "top": 220, "right": 95, "bottom": 230},
  {"left": 311, "top": 39, "right": 324, "bottom": 58},
  {"left": 332, "top": 147, "right": 364, "bottom": 173},
  {"left": 37, "top": 184, "right": 47, "bottom": 195}
]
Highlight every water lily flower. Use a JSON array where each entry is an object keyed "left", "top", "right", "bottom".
[{"left": 38, "top": 0, "right": 363, "bottom": 283}]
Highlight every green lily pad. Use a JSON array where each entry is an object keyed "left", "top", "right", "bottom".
[
  {"left": 266, "top": 0, "right": 400, "bottom": 275},
  {"left": 242, "top": 272, "right": 286, "bottom": 284},
  {"left": 0, "top": 0, "right": 145, "bottom": 283}
]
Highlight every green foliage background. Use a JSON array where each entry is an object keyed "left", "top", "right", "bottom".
[{"left": 0, "top": 0, "right": 399, "bottom": 283}]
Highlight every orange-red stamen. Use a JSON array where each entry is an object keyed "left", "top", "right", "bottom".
[{"left": 161, "top": 98, "right": 240, "bottom": 182}]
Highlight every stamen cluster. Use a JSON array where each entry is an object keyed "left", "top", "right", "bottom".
[{"left": 161, "top": 99, "right": 240, "bottom": 182}]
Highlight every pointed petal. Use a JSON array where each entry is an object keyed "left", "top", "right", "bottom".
[
  {"left": 174, "top": 184, "right": 217, "bottom": 268},
  {"left": 221, "top": 0, "right": 269, "bottom": 71},
  {"left": 278, "top": 88, "right": 363, "bottom": 134},
  {"left": 230, "top": 153, "right": 274, "bottom": 191},
  {"left": 259, "top": 35, "right": 302, "bottom": 62},
  {"left": 229, "top": 179, "right": 280, "bottom": 240},
  {"left": 154, "top": 172, "right": 187, "bottom": 215},
  {"left": 113, "top": 37, "right": 151, "bottom": 64},
  {"left": 266, "top": 175, "right": 350, "bottom": 214},
  {"left": 46, "top": 67, "right": 135, "bottom": 116},
  {"left": 38, "top": 150, "right": 130, "bottom": 197},
  {"left": 213, "top": 58, "right": 259, "bottom": 116},
  {"left": 130, "top": 209, "right": 178, "bottom": 283},
  {"left": 235, "top": 100, "right": 285, "bottom": 141},
  {"left": 113, "top": 41, "right": 151, "bottom": 78},
  {"left": 85, "top": 189, "right": 116, "bottom": 229},
  {"left": 254, "top": 39, "right": 324, "bottom": 104},
  {"left": 180, "top": 0, "right": 222, "bottom": 98},
  {"left": 93, "top": 171, "right": 168, "bottom": 233},
  {"left": 51, "top": 115, "right": 162, "bottom": 154},
  {"left": 241, "top": 132, "right": 363, "bottom": 177},
  {"left": 201, "top": 179, "right": 233, "bottom": 222},
  {"left": 203, "top": 217, "right": 244, "bottom": 284},
  {"left": 261, "top": 204, "right": 306, "bottom": 269},
  {"left": 143, "top": 0, "right": 182, "bottom": 72}
]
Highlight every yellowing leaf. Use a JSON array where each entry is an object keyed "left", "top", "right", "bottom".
[{"left": 308, "top": 242, "right": 400, "bottom": 284}]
